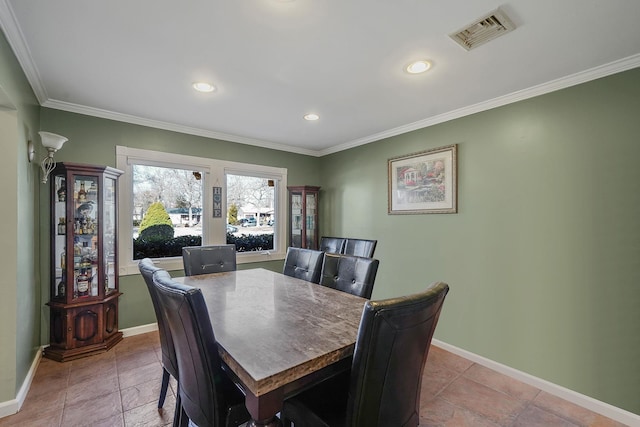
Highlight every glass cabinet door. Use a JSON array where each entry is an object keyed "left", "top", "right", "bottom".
[
  {"left": 52, "top": 173, "right": 67, "bottom": 301},
  {"left": 104, "top": 177, "right": 117, "bottom": 294},
  {"left": 305, "top": 192, "right": 317, "bottom": 249},
  {"left": 288, "top": 186, "right": 320, "bottom": 250},
  {"left": 290, "top": 193, "right": 303, "bottom": 248},
  {"left": 73, "top": 174, "right": 100, "bottom": 299},
  {"left": 50, "top": 164, "right": 122, "bottom": 305}
]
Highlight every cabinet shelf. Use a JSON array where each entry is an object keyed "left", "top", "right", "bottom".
[{"left": 48, "top": 291, "right": 122, "bottom": 309}]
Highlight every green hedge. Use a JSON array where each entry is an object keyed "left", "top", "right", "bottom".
[
  {"left": 138, "top": 224, "right": 175, "bottom": 240},
  {"left": 232, "top": 233, "right": 273, "bottom": 252},
  {"left": 133, "top": 233, "right": 274, "bottom": 260}
]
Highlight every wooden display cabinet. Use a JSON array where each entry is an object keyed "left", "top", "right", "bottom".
[
  {"left": 288, "top": 185, "right": 320, "bottom": 250},
  {"left": 45, "top": 162, "right": 123, "bottom": 362}
]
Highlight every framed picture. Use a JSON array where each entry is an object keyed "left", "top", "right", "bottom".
[{"left": 388, "top": 144, "right": 457, "bottom": 214}]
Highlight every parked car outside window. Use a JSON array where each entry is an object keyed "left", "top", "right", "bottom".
[{"left": 241, "top": 217, "right": 257, "bottom": 227}]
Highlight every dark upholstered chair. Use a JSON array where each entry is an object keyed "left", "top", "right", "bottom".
[
  {"left": 138, "top": 258, "right": 178, "bottom": 414},
  {"left": 343, "top": 238, "right": 377, "bottom": 258},
  {"left": 319, "top": 253, "right": 379, "bottom": 299},
  {"left": 281, "top": 282, "right": 450, "bottom": 427},
  {"left": 182, "top": 244, "right": 236, "bottom": 276},
  {"left": 151, "top": 270, "right": 250, "bottom": 427},
  {"left": 319, "top": 236, "right": 346, "bottom": 254},
  {"left": 320, "top": 236, "right": 377, "bottom": 258},
  {"left": 283, "top": 247, "right": 325, "bottom": 284}
]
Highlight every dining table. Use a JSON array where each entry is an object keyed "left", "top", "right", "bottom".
[{"left": 174, "top": 267, "right": 368, "bottom": 427}]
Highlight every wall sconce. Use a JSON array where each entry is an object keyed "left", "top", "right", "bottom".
[{"left": 37, "top": 131, "right": 68, "bottom": 184}]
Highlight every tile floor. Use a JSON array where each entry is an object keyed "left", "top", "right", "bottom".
[{"left": 0, "top": 332, "right": 628, "bottom": 427}]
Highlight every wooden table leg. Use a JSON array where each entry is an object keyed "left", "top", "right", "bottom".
[{"left": 245, "top": 387, "right": 284, "bottom": 427}]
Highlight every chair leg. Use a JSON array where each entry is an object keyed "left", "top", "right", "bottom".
[
  {"left": 159, "top": 368, "right": 170, "bottom": 408},
  {"left": 178, "top": 404, "right": 190, "bottom": 427},
  {"left": 172, "top": 386, "right": 183, "bottom": 427}
]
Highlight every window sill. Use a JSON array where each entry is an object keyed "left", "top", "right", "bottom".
[{"left": 119, "top": 250, "right": 285, "bottom": 276}]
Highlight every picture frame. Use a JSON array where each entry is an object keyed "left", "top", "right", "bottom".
[{"left": 388, "top": 144, "right": 457, "bottom": 214}]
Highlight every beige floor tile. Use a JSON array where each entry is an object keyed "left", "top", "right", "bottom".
[
  {"left": 513, "top": 405, "right": 580, "bottom": 427},
  {"left": 420, "top": 361, "right": 462, "bottom": 403},
  {"left": 420, "top": 396, "right": 502, "bottom": 427},
  {"left": 428, "top": 346, "right": 474, "bottom": 374},
  {"left": 65, "top": 375, "right": 120, "bottom": 406},
  {"left": 61, "top": 390, "right": 122, "bottom": 426},
  {"left": 121, "top": 378, "right": 171, "bottom": 412},
  {"left": 117, "top": 349, "right": 160, "bottom": 373},
  {"left": 19, "top": 388, "right": 66, "bottom": 413},
  {"left": 0, "top": 332, "right": 626, "bottom": 427},
  {"left": 0, "top": 405, "right": 63, "bottom": 427},
  {"left": 463, "top": 363, "right": 541, "bottom": 401},
  {"left": 123, "top": 394, "right": 176, "bottom": 427},
  {"left": 91, "top": 412, "right": 125, "bottom": 427},
  {"left": 67, "top": 358, "right": 118, "bottom": 387},
  {"left": 533, "top": 392, "right": 628, "bottom": 427},
  {"left": 118, "top": 361, "right": 163, "bottom": 390},
  {"left": 438, "top": 375, "right": 528, "bottom": 425}
]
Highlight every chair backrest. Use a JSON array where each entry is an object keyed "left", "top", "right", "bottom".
[
  {"left": 343, "top": 238, "right": 377, "bottom": 258},
  {"left": 319, "top": 253, "right": 379, "bottom": 299},
  {"left": 182, "top": 245, "right": 237, "bottom": 276},
  {"left": 346, "top": 282, "right": 449, "bottom": 427},
  {"left": 138, "top": 258, "right": 178, "bottom": 379},
  {"left": 282, "top": 247, "right": 324, "bottom": 284},
  {"left": 319, "top": 236, "right": 346, "bottom": 254},
  {"left": 151, "top": 269, "right": 232, "bottom": 427}
]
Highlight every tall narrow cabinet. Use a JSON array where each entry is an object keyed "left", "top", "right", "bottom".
[
  {"left": 45, "top": 162, "right": 124, "bottom": 362},
  {"left": 288, "top": 185, "right": 320, "bottom": 250}
]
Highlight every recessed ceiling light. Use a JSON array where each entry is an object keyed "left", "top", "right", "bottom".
[
  {"left": 192, "top": 82, "right": 216, "bottom": 93},
  {"left": 405, "top": 60, "right": 432, "bottom": 74},
  {"left": 304, "top": 113, "right": 319, "bottom": 121}
]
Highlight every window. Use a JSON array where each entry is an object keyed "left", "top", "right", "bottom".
[
  {"left": 131, "top": 163, "right": 206, "bottom": 260},
  {"left": 117, "top": 146, "right": 287, "bottom": 274},
  {"left": 226, "top": 173, "right": 275, "bottom": 251}
]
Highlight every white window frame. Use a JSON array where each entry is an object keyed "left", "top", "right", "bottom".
[{"left": 116, "top": 146, "right": 287, "bottom": 275}]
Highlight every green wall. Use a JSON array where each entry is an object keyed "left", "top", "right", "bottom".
[
  {"left": 319, "top": 68, "right": 640, "bottom": 414},
  {"left": 39, "top": 108, "right": 321, "bottom": 333},
  {"left": 0, "top": 31, "right": 41, "bottom": 401}
]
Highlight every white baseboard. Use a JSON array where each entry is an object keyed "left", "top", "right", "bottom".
[
  {"left": 0, "top": 400, "right": 18, "bottom": 419},
  {"left": 432, "top": 339, "right": 640, "bottom": 426},
  {"left": 121, "top": 322, "right": 158, "bottom": 337},
  {"left": 0, "top": 345, "right": 43, "bottom": 419}
]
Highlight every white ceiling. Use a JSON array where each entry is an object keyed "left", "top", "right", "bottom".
[{"left": 1, "top": 0, "right": 639, "bottom": 156}]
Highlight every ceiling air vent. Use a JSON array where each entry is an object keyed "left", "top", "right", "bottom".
[{"left": 449, "top": 8, "right": 516, "bottom": 51}]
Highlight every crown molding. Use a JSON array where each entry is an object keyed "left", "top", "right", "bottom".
[
  {"left": 0, "top": 0, "right": 48, "bottom": 103},
  {"left": 319, "top": 53, "right": 640, "bottom": 156},
  {"left": 42, "top": 98, "right": 321, "bottom": 157},
  {"left": 47, "top": 53, "right": 640, "bottom": 159}
]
